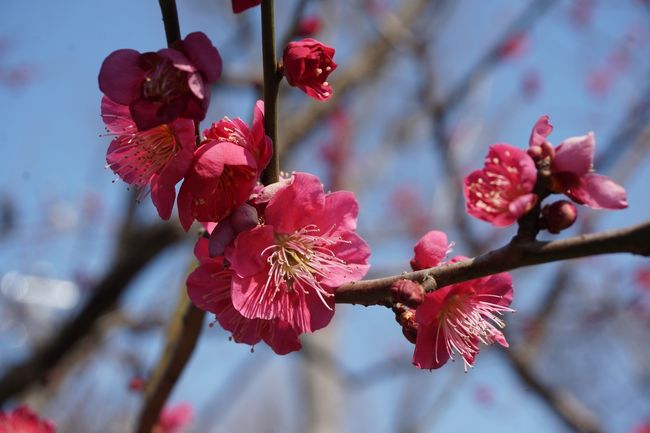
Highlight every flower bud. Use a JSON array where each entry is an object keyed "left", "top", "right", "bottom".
[
  {"left": 390, "top": 279, "right": 425, "bottom": 308},
  {"left": 283, "top": 38, "right": 337, "bottom": 101},
  {"left": 393, "top": 305, "right": 418, "bottom": 344},
  {"left": 541, "top": 200, "right": 577, "bottom": 234}
]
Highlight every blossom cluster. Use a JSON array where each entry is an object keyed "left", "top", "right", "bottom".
[
  {"left": 464, "top": 115, "right": 627, "bottom": 232},
  {"left": 0, "top": 406, "right": 55, "bottom": 433},
  {"left": 98, "top": 19, "right": 363, "bottom": 355}
]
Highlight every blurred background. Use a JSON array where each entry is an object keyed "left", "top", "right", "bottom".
[{"left": 1, "top": 0, "right": 650, "bottom": 432}]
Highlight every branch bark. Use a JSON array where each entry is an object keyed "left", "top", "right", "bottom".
[{"left": 335, "top": 220, "right": 650, "bottom": 305}]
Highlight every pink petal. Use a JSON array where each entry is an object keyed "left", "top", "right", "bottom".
[
  {"left": 261, "top": 321, "right": 303, "bottom": 355},
  {"left": 567, "top": 173, "right": 628, "bottom": 210},
  {"left": 318, "top": 231, "right": 371, "bottom": 287},
  {"left": 528, "top": 115, "right": 553, "bottom": 148},
  {"left": 553, "top": 132, "right": 595, "bottom": 175},
  {"left": 226, "top": 225, "right": 275, "bottom": 278},
  {"left": 150, "top": 178, "right": 176, "bottom": 220},
  {"left": 157, "top": 119, "right": 195, "bottom": 185},
  {"left": 98, "top": 49, "right": 144, "bottom": 105},
  {"left": 413, "top": 318, "right": 449, "bottom": 370},
  {"left": 313, "top": 190, "right": 359, "bottom": 235},
  {"left": 100, "top": 97, "right": 135, "bottom": 134},
  {"left": 507, "top": 193, "right": 538, "bottom": 220},
  {"left": 265, "top": 172, "right": 325, "bottom": 233},
  {"left": 208, "top": 203, "right": 258, "bottom": 257},
  {"left": 410, "top": 231, "right": 449, "bottom": 271},
  {"left": 232, "top": 0, "right": 262, "bottom": 13}
]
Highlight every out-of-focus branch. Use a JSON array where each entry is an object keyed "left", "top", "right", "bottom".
[
  {"left": 336, "top": 220, "right": 650, "bottom": 305},
  {"left": 134, "top": 285, "right": 205, "bottom": 433},
  {"left": 0, "top": 221, "right": 183, "bottom": 405},
  {"left": 279, "top": 0, "right": 432, "bottom": 154},
  {"left": 501, "top": 348, "right": 607, "bottom": 433}
]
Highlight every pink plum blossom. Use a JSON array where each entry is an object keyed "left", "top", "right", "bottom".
[
  {"left": 410, "top": 231, "right": 514, "bottom": 370},
  {"left": 464, "top": 144, "right": 538, "bottom": 227},
  {"left": 529, "top": 115, "right": 628, "bottom": 210},
  {"left": 177, "top": 102, "right": 271, "bottom": 231},
  {"left": 101, "top": 97, "right": 195, "bottom": 220},
  {"left": 154, "top": 403, "right": 193, "bottom": 433},
  {"left": 99, "top": 32, "right": 222, "bottom": 131},
  {"left": 187, "top": 237, "right": 302, "bottom": 354},
  {"left": 283, "top": 38, "right": 337, "bottom": 101},
  {"left": 231, "top": 0, "right": 261, "bottom": 13},
  {"left": 225, "top": 172, "right": 371, "bottom": 335},
  {"left": 297, "top": 16, "right": 322, "bottom": 37},
  {"left": 0, "top": 406, "right": 55, "bottom": 433}
]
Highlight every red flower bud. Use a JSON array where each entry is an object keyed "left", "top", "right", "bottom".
[
  {"left": 541, "top": 200, "right": 578, "bottom": 234},
  {"left": 283, "top": 38, "right": 337, "bottom": 101},
  {"left": 390, "top": 279, "right": 425, "bottom": 308}
]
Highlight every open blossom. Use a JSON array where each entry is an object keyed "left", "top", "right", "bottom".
[
  {"left": 153, "top": 403, "right": 193, "bottom": 433},
  {"left": 410, "top": 231, "right": 514, "bottom": 370},
  {"left": 0, "top": 406, "right": 55, "bottom": 433},
  {"left": 177, "top": 101, "right": 271, "bottom": 231},
  {"left": 225, "top": 172, "right": 370, "bottom": 335},
  {"left": 99, "top": 32, "right": 222, "bottom": 131},
  {"left": 187, "top": 237, "right": 302, "bottom": 354},
  {"left": 231, "top": 0, "right": 261, "bottom": 13},
  {"left": 529, "top": 115, "right": 627, "bottom": 210},
  {"left": 283, "top": 38, "right": 337, "bottom": 101},
  {"left": 102, "top": 97, "right": 195, "bottom": 220},
  {"left": 464, "top": 144, "right": 538, "bottom": 227}
]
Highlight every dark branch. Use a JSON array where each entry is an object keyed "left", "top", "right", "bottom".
[{"left": 336, "top": 220, "right": 650, "bottom": 305}]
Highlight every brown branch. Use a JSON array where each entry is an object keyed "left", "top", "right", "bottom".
[
  {"left": 260, "top": 0, "right": 281, "bottom": 185},
  {"left": 0, "top": 222, "right": 182, "bottom": 405},
  {"left": 134, "top": 286, "right": 205, "bottom": 433},
  {"left": 335, "top": 220, "right": 650, "bottom": 305},
  {"left": 501, "top": 348, "right": 607, "bottom": 433}
]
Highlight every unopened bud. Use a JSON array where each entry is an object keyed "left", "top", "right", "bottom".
[
  {"left": 541, "top": 200, "right": 577, "bottom": 234},
  {"left": 393, "top": 305, "right": 418, "bottom": 344},
  {"left": 390, "top": 279, "right": 425, "bottom": 308}
]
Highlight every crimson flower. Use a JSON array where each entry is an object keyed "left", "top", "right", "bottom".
[
  {"left": 283, "top": 38, "right": 337, "bottom": 101},
  {"left": 231, "top": 0, "right": 261, "bottom": 13},
  {"left": 102, "top": 97, "right": 195, "bottom": 220},
  {"left": 0, "top": 406, "right": 55, "bottom": 433},
  {"left": 99, "top": 32, "right": 222, "bottom": 131},
  {"left": 225, "top": 172, "right": 370, "bottom": 335},
  {"left": 464, "top": 144, "right": 538, "bottom": 227},
  {"left": 177, "top": 101, "right": 271, "bottom": 231},
  {"left": 410, "top": 231, "right": 514, "bottom": 370},
  {"left": 187, "top": 237, "right": 302, "bottom": 354},
  {"left": 529, "top": 115, "right": 627, "bottom": 210}
]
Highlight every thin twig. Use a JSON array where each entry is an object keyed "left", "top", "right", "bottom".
[
  {"left": 335, "top": 220, "right": 650, "bottom": 305},
  {"left": 261, "top": 0, "right": 281, "bottom": 185}
]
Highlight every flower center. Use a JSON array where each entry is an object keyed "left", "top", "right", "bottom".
[
  {"left": 142, "top": 59, "right": 187, "bottom": 102},
  {"left": 106, "top": 124, "right": 179, "bottom": 190},
  {"left": 261, "top": 225, "right": 350, "bottom": 309},
  {"left": 437, "top": 292, "right": 513, "bottom": 371}
]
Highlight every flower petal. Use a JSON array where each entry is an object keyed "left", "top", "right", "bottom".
[
  {"left": 553, "top": 132, "right": 595, "bottom": 175},
  {"left": 410, "top": 230, "right": 449, "bottom": 271},
  {"left": 566, "top": 173, "right": 628, "bottom": 210},
  {"left": 528, "top": 115, "right": 553, "bottom": 148},
  {"left": 98, "top": 49, "right": 144, "bottom": 105},
  {"left": 265, "top": 172, "right": 325, "bottom": 233}
]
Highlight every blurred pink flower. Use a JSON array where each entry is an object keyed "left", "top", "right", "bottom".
[
  {"left": 225, "top": 172, "right": 370, "bottom": 335},
  {"left": 464, "top": 144, "right": 538, "bottom": 227},
  {"left": 231, "top": 0, "right": 261, "bottom": 13},
  {"left": 497, "top": 32, "right": 528, "bottom": 60},
  {"left": 0, "top": 406, "right": 55, "bottom": 433},
  {"left": 99, "top": 32, "right": 221, "bottom": 130},
  {"left": 177, "top": 102, "right": 270, "bottom": 230},
  {"left": 283, "top": 38, "right": 337, "bottom": 101},
  {"left": 154, "top": 403, "right": 193, "bottom": 433},
  {"left": 297, "top": 16, "right": 322, "bottom": 37},
  {"left": 410, "top": 231, "right": 514, "bottom": 370},
  {"left": 529, "top": 115, "right": 628, "bottom": 210},
  {"left": 187, "top": 237, "right": 302, "bottom": 354},
  {"left": 102, "top": 97, "right": 195, "bottom": 220}
]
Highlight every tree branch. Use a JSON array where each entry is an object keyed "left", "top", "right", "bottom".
[
  {"left": 335, "top": 220, "right": 650, "bottom": 305},
  {"left": 134, "top": 287, "right": 205, "bottom": 433},
  {"left": 260, "top": 0, "right": 281, "bottom": 185},
  {"left": 0, "top": 222, "right": 182, "bottom": 405}
]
